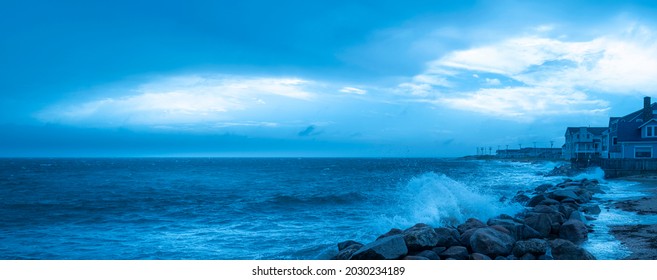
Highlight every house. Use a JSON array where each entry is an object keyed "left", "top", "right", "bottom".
[
  {"left": 562, "top": 126, "right": 607, "bottom": 161},
  {"left": 601, "top": 96, "right": 657, "bottom": 159}
]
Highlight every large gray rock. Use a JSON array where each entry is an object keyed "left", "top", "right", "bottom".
[
  {"left": 377, "top": 228, "right": 403, "bottom": 240},
  {"left": 438, "top": 246, "right": 469, "bottom": 260},
  {"left": 459, "top": 228, "right": 478, "bottom": 250},
  {"left": 457, "top": 218, "right": 486, "bottom": 234},
  {"left": 524, "top": 213, "right": 553, "bottom": 237},
  {"left": 527, "top": 194, "right": 547, "bottom": 207},
  {"left": 350, "top": 235, "right": 408, "bottom": 260},
  {"left": 512, "top": 238, "right": 549, "bottom": 257},
  {"left": 333, "top": 243, "right": 363, "bottom": 260},
  {"left": 415, "top": 250, "right": 440, "bottom": 260},
  {"left": 403, "top": 223, "right": 439, "bottom": 251},
  {"left": 535, "top": 183, "right": 553, "bottom": 193},
  {"left": 559, "top": 219, "right": 589, "bottom": 244},
  {"left": 469, "top": 227, "right": 515, "bottom": 257},
  {"left": 550, "top": 239, "right": 596, "bottom": 260},
  {"left": 582, "top": 204, "right": 601, "bottom": 215},
  {"left": 433, "top": 227, "right": 461, "bottom": 247},
  {"left": 470, "top": 253, "right": 492, "bottom": 260},
  {"left": 488, "top": 217, "right": 542, "bottom": 241}
]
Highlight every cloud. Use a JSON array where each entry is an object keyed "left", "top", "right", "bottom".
[
  {"left": 399, "top": 22, "right": 657, "bottom": 120},
  {"left": 297, "top": 125, "right": 316, "bottom": 137},
  {"left": 38, "top": 75, "right": 316, "bottom": 127},
  {"left": 340, "top": 86, "right": 367, "bottom": 95},
  {"left": 439, "top": 87, "right": 609, "bottom": 121}
]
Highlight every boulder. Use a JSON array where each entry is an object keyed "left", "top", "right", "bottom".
[
  {"left": 350, "top": 235, "right": 408, "bottom": 260},
  {"left": 403, "top": 256, "right": 429, "bottom": 260},
  {"left": 568, "top": 210, "right": 587, "bottom": 224},
  {"left": 559, "top": 219, "right": 589, "bottom": 244},
  {"left": 487, "top": 218, "right": 541, "bottom": 241},
  {"left": 415, "top": 250, "right": 440, "bottom": 260},
  {"left": 403, "top": 223, "right": 439, "bottom": 251},
  {"left": 438, "top": 246, "right": 469, "bottom": 260},
  {"left": 582, "top": 204, "right": 601, "bottom": 215},
  {"left": 431, "top": 247, "right": 447, "bottom": 255},
  {"left": 333, "top": 244, "right": 363, "bottom": 260},
  {"left": 512, "top": 193, "right": 531, "bottom": 205},
  {"left": 338, "top": 240, "right": 363, "bottom": 251},
  {"left": 549, "top": 190, "right": 579, "bottom": 201},
  {"left": 457, "top": 218, "right": 486, "bottom": 234},
  {"left": 527, "top": 194, "right": 547, "bottom": 207},
  {"left": 535, "top": 183, "right": 553, "bottom": 193},
  {"left": 550, "top": 239, "right": 596, "bottom": 260},
  {"left": 558, "top": 203, "right": 579, "bottom": 219},
  {"left": 532, "top": 205, "right": 565, "bottom": 225},
  {"left": 537, "top": 198, "right": 560, "bottom": 206},
  {"left": 469, "top": 227, "right": 515, "bottom": 257},
  {"left": 520, "top": 253, "right": 536, "bottom": 260},
  {"left": 459, "top": 228, "right": 479, "bottom": 250},
  {"left": 494, "top": 256, "right": 508, "bottom": 260},
  {"left": 470, "top": 253, "right": 492, "bottom": 260},
  {"left": 512, "top": 238, "right": 549, "bottom": 257},
  {"left": 377, "top": 228, "right": 403, "bottom": 240},
  {"left": 524, "top": 213, "right": 553, "bottom": 237},
  {"left": 433, "top": 227, "right": 461, "bottom": 247}
]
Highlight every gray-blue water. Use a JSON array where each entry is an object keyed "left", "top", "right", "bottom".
[{"left": 0, "top": 158, "right": 647, "bottom": 259}]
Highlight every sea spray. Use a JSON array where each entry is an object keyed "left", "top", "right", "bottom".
[{"left": 384, "top": 172, "right": 523, "bottom": 229}]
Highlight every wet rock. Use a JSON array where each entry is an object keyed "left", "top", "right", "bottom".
[
  {"left": 568, "top": 210, "right": 587, "bottom": 224},
  {"left": 469, "top": 227, "right": 515, "bottom": 257},
  {"left": 377, "top": 228, "right": 403, "bottom": 240},
  {"left": 512, "top": 238, "right": 549, "bottom": 257},
  {"left": 431, "top": 247, "right": 447, "bottom": 256},
  {"left": 403, "top": 223, "right": 439, "bottom": 251},
  {"left": 527, "top": 194, "right": 547, "bottom": 207},
  {"left": 457, "top": 218, "right": 486, "bottom": 234},
  {"left": 538, "top": 198, "right": 560, "bottom": 206},
  {"left": 494, "top": 256, "right": 508, "bottom": 260},
  {"left": 535, "top": 183, "right": 553, "bottom": 193},
  {"left": 524, "top": 213, "right": 553, "bottom": 237},
  {"left": 438, "top": 246, "right": 469, "bottom": 260},
  {"left": 403, "top": 255, "right": 429, "bottom": 260},
  {"left": 470, "top": 253, "right": 492, "bottom": 260},
  {"left": 351, "top": 235, "right": 408, "bottom": 260},
  {"left": 415, "top": 250, "right": 440, "bottom": 260},
  {"left": 520, "top": 253, "right": 536, "bottom": 260},
  {"left": 538, "top": 254, "right": 554, "bottom": 260},
  {"left": 333, "top": 243, "right": 363, "bottom": 260},
  {"left": 550, "top": 239, "right": 596, "bottom": 260},
  {"left": 433, "top": 227, "right": 461, "bottom": 247},
  {"left": 550, "top": 190, "right": 579, "bottom": 201},
  {"left": 559, "top": 219, "right": 589, "bottom": 244},
  {"left": 582, "top": 204, "right": 601, "bottom": 215},
  {"left": 512, "top": 193, "right": 531, "bottom": 205}
]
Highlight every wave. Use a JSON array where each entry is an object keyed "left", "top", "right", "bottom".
[{"left": 384, "top": 172, "right": 523, "bottom": 229}]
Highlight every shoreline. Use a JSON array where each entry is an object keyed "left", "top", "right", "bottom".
[{"left": 608, "top": 180, "right": 657, "bottom": 259}]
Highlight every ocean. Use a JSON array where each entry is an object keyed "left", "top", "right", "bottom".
[{"left": 0, "top": 158, "right": 652, "bottom": 260}]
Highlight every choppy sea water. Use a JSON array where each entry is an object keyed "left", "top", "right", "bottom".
[{"left": 0, "top": 158, "right": 651, "bottom": 259}]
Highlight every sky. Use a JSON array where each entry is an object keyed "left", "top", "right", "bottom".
[{"left": 3, "top": 0, "right": 657, "bottom": 157}]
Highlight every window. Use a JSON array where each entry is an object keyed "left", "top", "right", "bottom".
[
  {"left": 577, "top": 134, "right": 580, "bottom": 139},
  {"left": 587, "top": 134, "right": 590, "bottom": 139},
  {"left": 635, "top": 147, "right": 652, "bottom": 158},
  {"left": 645, "top": 126, "right": 657, "bottom": 138},
  {"left": 612, "top": 137, "right": 618, "bottom": 145}
]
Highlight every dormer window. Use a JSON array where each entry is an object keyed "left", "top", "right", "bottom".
[{"left": 645, "top": 125, "right": 657, "bottom": 138}]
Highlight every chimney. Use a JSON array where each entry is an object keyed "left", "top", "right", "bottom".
[{"left": 644, "top": 96, "right": 653, "bottom": 121}]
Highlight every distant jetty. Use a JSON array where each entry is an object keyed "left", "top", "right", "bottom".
[{"left": 333, "top": 178, "right": 601, "bottom": 260}]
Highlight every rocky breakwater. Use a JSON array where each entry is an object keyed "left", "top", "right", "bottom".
[{"left": 333, "top": 178, "right": 603, "bottom": 260}]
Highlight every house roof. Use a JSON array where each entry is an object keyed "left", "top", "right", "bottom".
[
  {"left": 638, "top": 118, "right": 657, "bottom": 128},
  {"left": 618, "top": 102, "right": 657, "bottom": 122},
  {"left": 565, "top": 127, "right": 607, "bottom": 135}
]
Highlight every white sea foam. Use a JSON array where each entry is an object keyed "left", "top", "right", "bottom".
[{"left": 384, "top": 172, "right": 523, "bottom": 229}]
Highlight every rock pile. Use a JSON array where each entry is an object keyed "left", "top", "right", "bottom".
[{"left": 333, "top": 178, "right": 601, "bottom": 260}]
